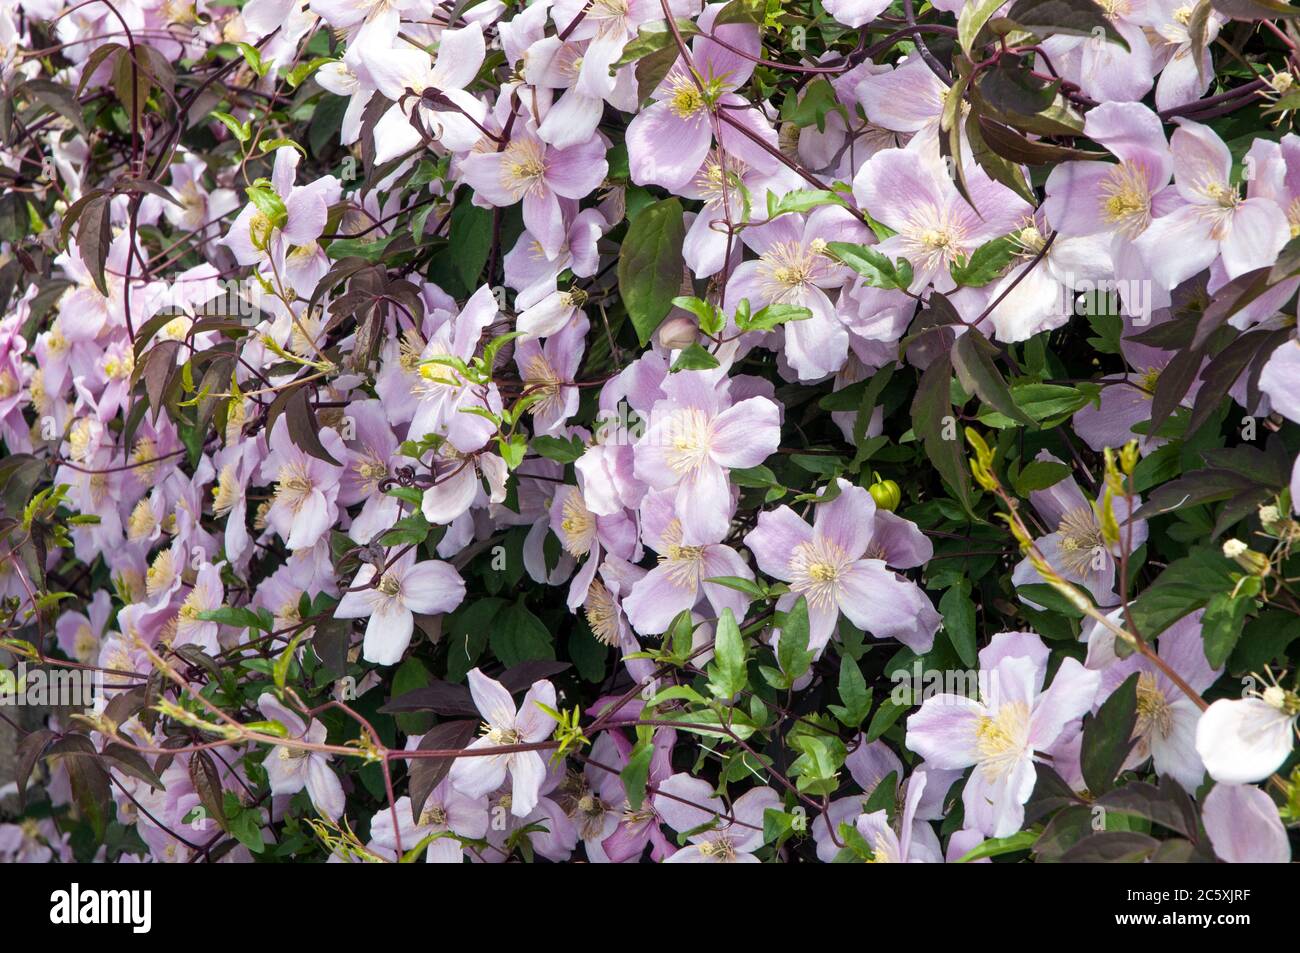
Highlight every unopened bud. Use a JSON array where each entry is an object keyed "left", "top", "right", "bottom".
[
  {"left": 657, "top": 315, "right": 698, "bottom": 351},
  {"left": 869, "top": 475, "right": 901, "bottom": 512}
]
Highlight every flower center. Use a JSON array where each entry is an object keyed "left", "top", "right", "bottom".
[
  {"left": 1100, "top": 162, "right": 1153, "bottom": 238},
  {"left": 759, "top": 240, "right": 826, "bottom": 300},
  {"left": 274, "top": 462, "right": 315, "bottom": 513},
  {"left": 666, "top": 74, "right": 708, "bottom": 119},
  {"left": 788, "top": 537, "right": 850, "bottom": 610},
  {"left": 502, "top": 139, "right": 548, "bottom": 199},
  {"left": 1135, "top": 671, "right": 1173, "bottom": 739},
  {"left": 356, "top": 456, "right": 388, "bottom": 489},
  {"left": 1057, "top": 506, "right": 1105, "bottom": 576},
  {"left": 974, "top": 701, "right": 1030, "bottom": 764},
  {"left": 485, "top": 724, "right": 522, "bottom": 745},
  {"left": 698, "top": 837, "right": 737, "bottom": 861},
  {"left": 584, "top": 581, "right": 620, "bottom": 646},
  {"left": 145, "top": 549, "right": 177, "bottom": 600},
  {"left": 664, "top": 408, "right": 714, "bottom": 477},
  {"left": 560, "top": 490, "right": 597, "bottom": 557},
  {"left": 127, "top": 499, "right": 157, "bottom": 541},
  {"left": 212, "top": 463, "right": 239, "bottom": 515},
  {"left": 419, "top": 805, "right": 448, "bottom": 827}
]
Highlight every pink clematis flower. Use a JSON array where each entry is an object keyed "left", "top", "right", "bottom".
[
  {"left": 725, "top": 206, "right": 871, "bottom": 380},
  {"left": 1010, "top": 453, "right": 1147, "bottom": 607},
  {"left": 549, "top": 480, "right": 640, "bottom": 610},
  {"left": 1088, "top": 610, "right": 1221, "bottom": 791},
  {"left": 633, "top": 370, "right": 781, "bottom": 546},
  {"left": 744, "top": 479, "right": 941, "bottom": 656},
  {"left": 222, "top": 147, "right": 340, "bottom": 275},
  {"left": 625, "top": 3, "right": 779, "bottom": 191},
  {"left": 408, "top": 284, "right": 504, "bottom": 454},
  {"left": 1036, "top": 11, "right": 1153, "bottom": 105},
  {"left": 369, "top": 787, "right": 489, "bottom": 864},
  {"left": 550, "top": 0, "right": 698, "bottom": 107},
  {"left": 337, "top": 399, "right": 401, "bottom": 545},
  {"left": 358, "top": 22, "right": 489, "bottom": 163},
  {"left": 599, "top": 726, "right": 678, "bottom": 862},
  {"left": 258, "top": 419, "right": 347, "bottom": 552},
  {"left": 655, "top": 773, "right": 779, "bottom": 863},
  {"left": 257, "top": 692, "right": 346, "bottom": 820},
  {"left": 174, "top": 562, "right": 226, "bottom": 653},
  {"left": 906, "top": 632, "right": 1101, "bottom": 837},
  {"left": 1042, "top": 102, "right": 1179, "bottom": 317},
  {"left": 515, "top": 313, "right": 588, "bottom": 435},
  {"left": 851, "top": 770, "right": 937, "bottom": 863},
  {"left": 333, "top": 549, "right": 466, "bottom": 665},
  {"left": 1135, "top": 119, "right": 1290, "bottom": 290},
  {"left": 1072, "top": 306, "right": 1201, "bottom": 455},
  {"left": 621, "top": 487, "right": 754, "bottom": 636},
  {"left": 460, "top": 122, "right": 608, "bottom": 259},
  {"left": 854, "top": 146, "right": 1032, "bottom": 293},
  {"left": 985, "top": 214, "right": 1114, "bottom": 343},
  {"left": 448, "top": 668, "right": 558, "bottom": 817},
  {"left": 1141, "top": 0, "right": 1226, "bottom": 111},
  {"left": 823, "top": 0, "right": 892, "bottom": 27}
]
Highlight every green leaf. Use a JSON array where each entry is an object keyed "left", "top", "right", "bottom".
[
  {"left": 197, "top": 605, "right": 271, "bottom": 632},
  {"left": 704, "top": 575, "right": 766, "bottom": 598},
  {"left": 569, "top": 622, "right": 610, "bottom": 683},
  {"left": 392, "top": 657, "right": 435, "bottom": 735},
  {"left": 940, "top": 581, "right": 978, "bottom": 668},
  {"left": 448, "top": 196, "right": 494, "bottom": 289},
  {"left": 212, "top": 110, "right": 251, "bottom": 143},
  {"left": 619, "top": 198, "right": 686, "bottom": 345},
  {"left": 741, "top": 303, "right": 813, "bottom": 332},
  {"left": 614, "top": 19, "right": 700, "bottom": 68},
  {"left": 959, "top": 0, "right": 1014, "bottom": 52},
  {"left": 950, "top": 237, "right": 1017, "bottom": 287},
  {"left": 1013, "top": 460, "right": 1071, "bottom": 495},
  {"left": 531, "top": 434, "right": 585, "bottom": 463},
  {"left": 827, "top": 241, "right": 911, "bottom": 291},
  {"left": 980, "top": 382, "right": 1091, "bottom": 428},
  {"left": 490, "top": 601, "right": 555, "bottom": 668},
  {"left": 325, "top": 233, "right": 398, "bottom": 261},
  {"left": 235, "top": 41, "right": 270, "bottom": 77},
  {"left": 865, "top": 696, "right": 908, "bottom": 742},
  {"left": 1201, "top": 590, "right": 1253, "bottom": 669},
  {"left": 828, "top": 654, "right": 872, "bottom": 728},
  {"left": 245, "top": 183, "right": 287, "bottom": 229},
  {"left": 1126, "top": 547, "right": 1237, "bottom": 639},
  {"left": 671, "top": 295, "right": 724, "bottom": 335},
  {"left": 707, "top": 608, "right": 747, "bottom": 700},
  {"left": 764, "top": 188, "right": 844, "bottom": 218},
  {"left": 777, "top": 596, "right": 815, "bottom": 681},
  {"left": 957, "top": 829, "right": 1039, "bottom": 862},
  {"left": 621, "top": 741, "right": 654, "bottom": 812},
  {"left": 227, "top": 803, "right": 266, "bottom": 854},
  {"left": 670, "top": 343, "right": 721, "bottom": 371},
  {"left": 497, "top": 432, "right": 528, "bottom": 470},
  {"left": 780, "top": 78, "right": 842, "bottom": 132}
]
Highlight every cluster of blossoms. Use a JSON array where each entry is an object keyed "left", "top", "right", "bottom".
[{"left": 0, "top": 0, "right": 1298, "bottom": 864}]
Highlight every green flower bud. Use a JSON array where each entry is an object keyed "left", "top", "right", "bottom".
[{"left": 869, "top": 475, "right": 901, "bottom": 512}]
